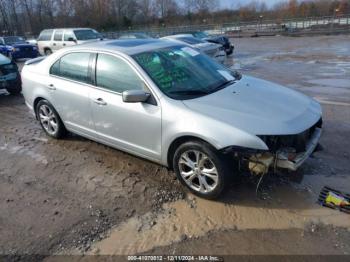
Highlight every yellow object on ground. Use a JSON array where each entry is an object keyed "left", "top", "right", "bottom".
[{"left": 326, "top": 192, "right": 350, "bottom": 207}]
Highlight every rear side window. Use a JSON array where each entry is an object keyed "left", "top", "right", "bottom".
[
  {"left": 38, "top": 30, "right": 53, "bottom": 41},
  {"left": 50, "top": 52, "right": 91, "bottom": 83},
  {"left": 96, "top": 54, "right": 143, "bottom": 93},
  {"left": 54, "top": 30, "right": 63, "bottom": 41}
]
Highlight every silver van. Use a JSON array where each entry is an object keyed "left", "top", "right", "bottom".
[{"left": 37, "top": 28, "right": 103, "bottom": 56}]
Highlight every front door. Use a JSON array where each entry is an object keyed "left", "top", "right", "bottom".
[{"left": 90, "top": 53, "right": 162, "bottom": 161}]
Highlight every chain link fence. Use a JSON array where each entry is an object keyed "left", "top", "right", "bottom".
[{"left": 103, "top": 14, "right": 350, "bottom": 39}]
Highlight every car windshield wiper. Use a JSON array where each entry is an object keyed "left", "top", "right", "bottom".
[
  {"left": 169, "top": 89, "right": 210, "bottom": 96},
  {"left": 211, "top": 79, "right": 236, "bottom": 92}
]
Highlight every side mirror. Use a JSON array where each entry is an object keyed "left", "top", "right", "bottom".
[
  {"left": 122, "top": 90, "right": 150, "bottom": 103},
  {"left": 68, "top": 37, "right": 77, "bottom": 43}
]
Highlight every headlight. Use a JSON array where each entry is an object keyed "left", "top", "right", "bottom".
[
  {"left": 33, "top": 46, "right": 38, "bottom": 50},
  {"left": 13, "top": 48, "right": 20, "bottom": 52}
]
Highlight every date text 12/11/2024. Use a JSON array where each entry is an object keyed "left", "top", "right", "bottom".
[{"left": 127, "top": 255, "right": 222, "bottom": 261}]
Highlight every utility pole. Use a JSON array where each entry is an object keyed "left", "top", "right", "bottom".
[
  {"left": 331, "top": 8, "right": 339, "bottom": 32},
  {"left": 161, "top": 0, "right": 165, "bottom": 18}
]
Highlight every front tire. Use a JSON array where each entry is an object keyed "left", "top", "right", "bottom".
[
  {"left": 36, "top": 100, "right": 66, "bottom": 139},
  {"left": 173, "top": 141, "right": 230, "bottom": 199}
]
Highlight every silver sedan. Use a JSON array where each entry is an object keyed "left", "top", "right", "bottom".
[
  {"left": 21, "top": 39, "right": 322, "bottom": 199},
  {"left": 161, "top": 34, "right": 226, "bottom": 63}
]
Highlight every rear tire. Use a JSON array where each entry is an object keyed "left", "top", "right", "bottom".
[
  {"left": 173, "top": 141, "right": 230, "bottom": 199},
  {"left": 44, "top": 48, "right": 53, "bottom": 56},
  {"left": 36, "top": 100, "right": 66, "bottom": 139}
]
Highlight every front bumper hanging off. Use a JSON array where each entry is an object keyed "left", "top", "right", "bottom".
[
  {"left": 247, "top": 127, "right": 322, "bottom": 175},
  {"left": 276, "top": 127, "right": 322, "bottom": 171}
]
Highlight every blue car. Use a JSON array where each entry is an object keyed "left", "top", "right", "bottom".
[{"left": 0, "top": 36, "right": 39, "bottom": 61}]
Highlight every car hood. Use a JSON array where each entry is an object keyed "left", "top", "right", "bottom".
[
  {"left": 11, "top": 43, "right": 35, "bottom": 48},
  {"left": 204, "top": 36, "right": 228, "bottom": 44},
  {"left": 182, "top": 75, "right": 322, "bottom": 135},
  {"left": 193, "top": 42, "right": 219, "bottom": 52}
]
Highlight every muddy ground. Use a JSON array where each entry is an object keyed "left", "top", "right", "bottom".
[{"left": 0, "top": 35, "right": 350, "bottom": 261}]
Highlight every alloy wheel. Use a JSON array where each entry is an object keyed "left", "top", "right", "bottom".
[
  {"left": 178, "top": 150, "right": 219, "bottom": 194},
  {"left": 39, "top": 105, "right": 58, "bottom": 135}
]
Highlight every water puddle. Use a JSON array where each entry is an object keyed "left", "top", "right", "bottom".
[
  {"left": 306, "top": 79, "right": 350, "bottom": 89},
  {"left": 85, "top": 180, "right": 350, "bottom": 255}
]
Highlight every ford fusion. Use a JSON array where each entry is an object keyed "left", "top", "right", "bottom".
[{"left": 21, "top": 39, "right": 322, "bottom": 199}]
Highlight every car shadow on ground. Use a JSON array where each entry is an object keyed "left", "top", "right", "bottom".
[
  {"left": 0, "top": 92, "right": 25, "bottom": 107},
  {"left": 218, "top": 170, "right": 315, "bottom": 210}
]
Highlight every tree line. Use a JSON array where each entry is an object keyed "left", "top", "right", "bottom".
[{"left": 0, "top": 0, "right": 349, "bottom": 36}]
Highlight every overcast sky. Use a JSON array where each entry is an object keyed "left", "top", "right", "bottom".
[{"left": 219, "top": 0, "right": 285, "bottom": 9}]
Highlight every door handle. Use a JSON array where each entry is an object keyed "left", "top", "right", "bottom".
[
  {"left": 63, "top": 43, "right": 66, "bottom": 46},
  {"left": 53, "top": 43, "right": 56, "bottom": 46},
  {"left": 93, "top": 98, "right": 107, "bottom": 106},
  {"left": 48, "top": 84, "right": 56, "bottom": 90}
]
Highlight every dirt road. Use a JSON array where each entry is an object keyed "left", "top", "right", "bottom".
[{"left": 1, "top": 35, "right": 350, "bottom": 261}]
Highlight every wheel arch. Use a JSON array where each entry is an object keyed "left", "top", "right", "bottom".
[
  {"left": 33, "top": 97, "right": 46, "bottom": 119},
  {"left": 166, "top": 135, "right": 217, "bottom": 170}
]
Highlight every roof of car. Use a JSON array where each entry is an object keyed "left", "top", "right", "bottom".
[
  {"left": 164, "top": 34, "right": 194, "bottom": 39},
  {"left": 72, "top": 39, "right": 182, "bottom": 55},
  {"left": 41, "top": 28, "right": 94, "bottom": 31}
]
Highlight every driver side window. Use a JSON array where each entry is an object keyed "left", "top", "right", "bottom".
[{"left": 96, "top": 54, "right": 144, "bottom": 93}]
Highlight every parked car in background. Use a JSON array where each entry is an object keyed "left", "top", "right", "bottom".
[
  {"left": 26, "top": 38, "right": 38, "bottom": 46},
  {"left": 119, "top": 32, "right": 153, "bottom": 39},
  {"left": 182, "top": 31, "right": 234, "bottom": 55},
  {"left": 21, "top": 39, "right": 322, "bottom": 199},
  {"left": 161, "top": 34, "right": 226, "bottom": 63},
  {"left": 37, "top": 28, "right": 103, "bottom": 56},
  {"left": 0, "top": 54, "right": 21, "bottom": 95},
  {"left": 0, "top": 36, "right": 39, "bottom": 61}
]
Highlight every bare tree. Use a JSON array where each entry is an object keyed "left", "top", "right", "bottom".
[{"left": 0, "top": 0, "right": 349, "bottom": 36}]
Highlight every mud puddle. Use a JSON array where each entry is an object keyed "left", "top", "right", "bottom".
[{"left": 80, "top": 175, "right": 350, "bottom": 255}]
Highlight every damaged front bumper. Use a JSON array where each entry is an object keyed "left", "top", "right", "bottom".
[
  {"left": 276, "top": 127, "right": 322, "bottom": 171},
  {"left": 227, "top": 126, "right": 323, "bottom": 175},
  {"left": 248, "top": 127, "right": 322, "bottom": 174}
]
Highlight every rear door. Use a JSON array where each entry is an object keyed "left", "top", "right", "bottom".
[
  {"left": 48, "top": 52, "right": 96, "bottom": 138},
  {"left": 51, "top": 30, "right": 64, "bottom": 52},
  {"left": 89, "top": 53, "right": 162, "bottom": 161}
]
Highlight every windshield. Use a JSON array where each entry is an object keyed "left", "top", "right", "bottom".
[
  {"left": 133, "top": 45, "right": 240, "bottom": 100},
  {"left": 74, "top": 29, "right": 101, "bottom": 41},
  {"left": 193, "top": 32, "right": 209, "bottom": 39},
  {"left": 4, "top": 36, "right": 26, "bottom": 45}
]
